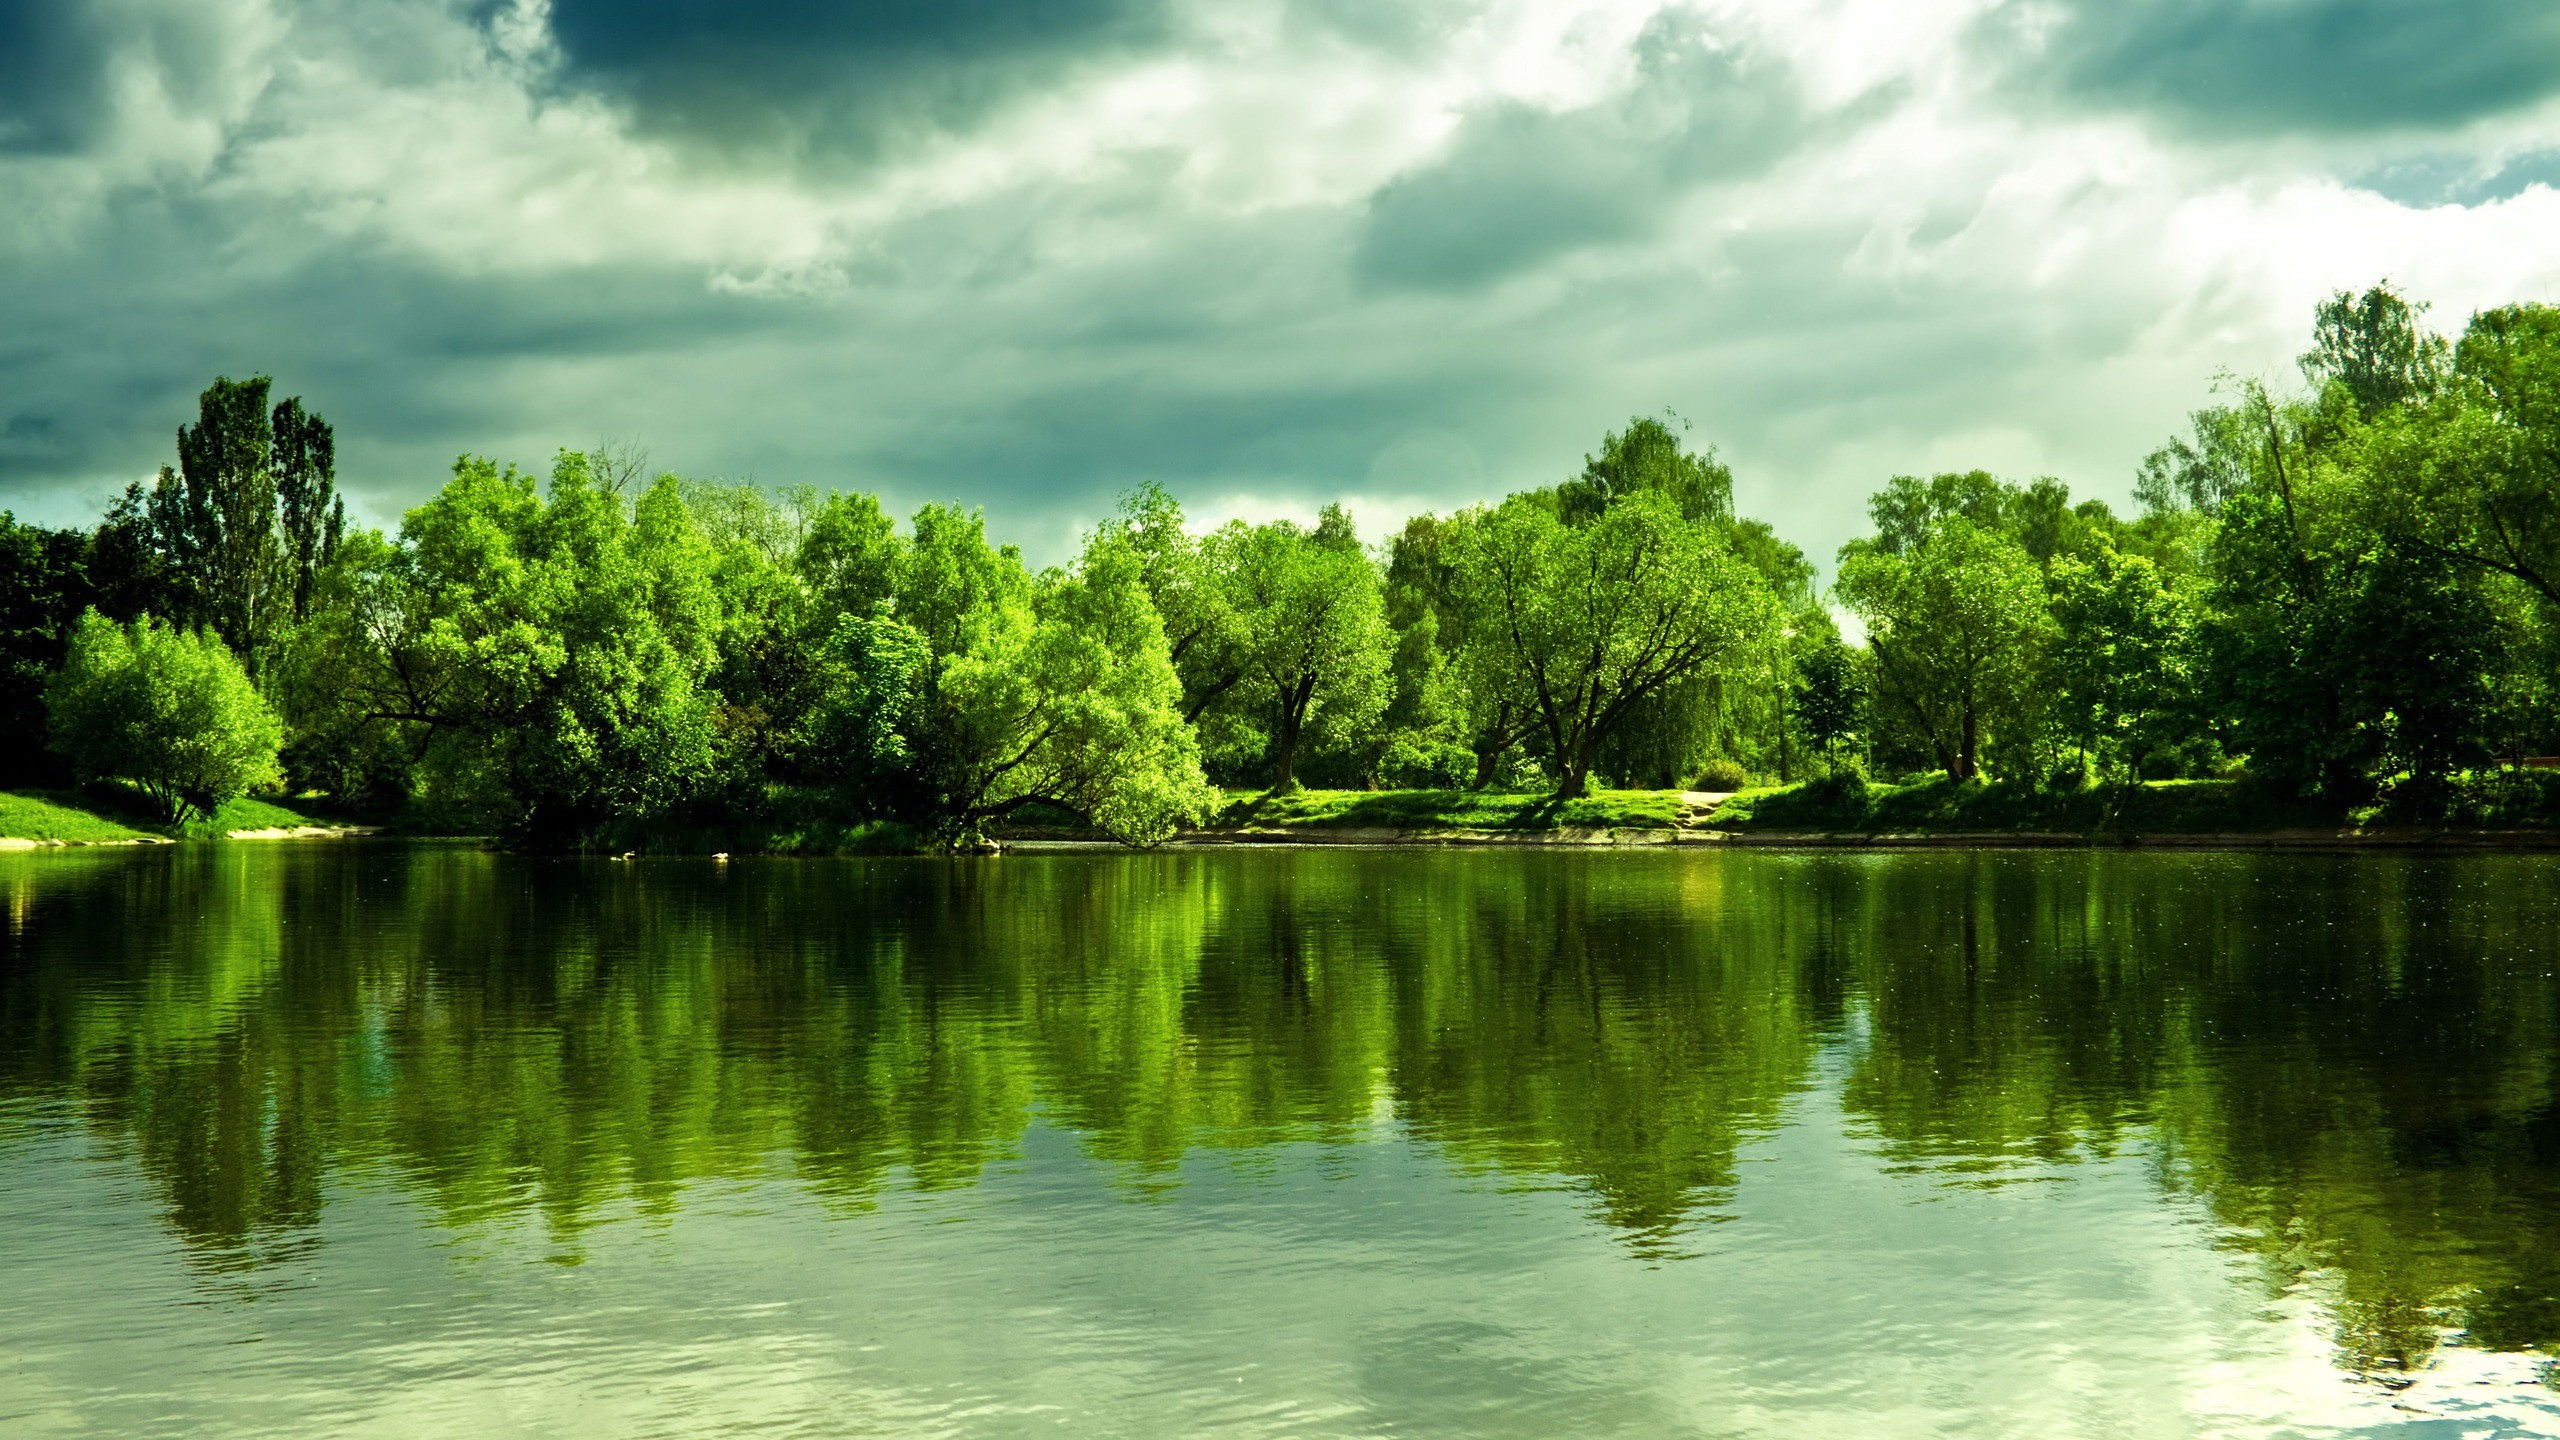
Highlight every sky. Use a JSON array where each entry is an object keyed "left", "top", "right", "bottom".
[{"left": 6, "top": 0, "right": 2560, "bottom": 571}]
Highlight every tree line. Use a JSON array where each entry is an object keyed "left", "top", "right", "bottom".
[{"left": 2, "top": 282, "right": 2555, "bottom": 844}]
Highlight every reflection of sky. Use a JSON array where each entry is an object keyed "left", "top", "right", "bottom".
[
  {"left": 8, "top": 1092, "right": 2553, "bottom": 1438},
  {"left": 7, "top": 2, "right": 2560, "bottom": 573},
  {"left": 8, "top": 844, "right": 2559, "bottom": 1433}
]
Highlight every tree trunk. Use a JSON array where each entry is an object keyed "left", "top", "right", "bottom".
[
  {"left": 1555, "top": 739, "right": 1592, "bottom": 798},
  {"left": 1776, "top": 683, "right": 1793, "bottom": 785},
  {"left": 1271, "top": 677, "right": 1311, "bottom": 792},
  {"left": 1471, "top": 744, "right": 1502, "bottom": 790},
  {"left": 1956, "top": 693, "right": 1979, "bottom": 782}
]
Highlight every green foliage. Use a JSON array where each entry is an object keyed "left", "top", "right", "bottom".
[
  {"left": 0, "top": 514, "right": 94, "bottom": 787},
  {"left": 122, "top": 375, "right": 343, "bottom": 662},
  {"left": 1089, "top": 483, "right": 1249, "bottom": 727},
  {"left": 2386, "top": 767, "right": 2560, "bottom": 827},
  {"left": 1387, "top": 508, "right": 1533, "bottom": 787},
  {"left": 2047, "top": 542, "right": 2198, "bottom": 777},
  {"left": 1214, "top": 787, "right": 1689, "bottom": 832},
  {"left": 44, "top": 610, "right": 284, "bottom": 821},
  {"left": 1207, "top": 509, "right": 1392, "bottom": 791},
  {"left": 1377, "top": 731, "right": 1475, "bottom": 789},
  {"left": 1835, "top": 516, "right": 2052, "bottom": 782},
  {"left": 317, "top": 454, "right": 728, "bottom": 838},
  {"left": 791, "top": 607, "right": 931, "bottom": 803},
  {"left": 1689, "top": 756, "right": 1750, "bottom": 792},
  {"left": 2300, "top": 282, "right": 2446, "bottom": 419},
  {"left": 1557, "top": 414, "right": 1735, "bottom": 525},
  {"left": 1792, "top": 633, "right": 1868, "bottom": 762},
  {"left": 34, "top": 311, "right": 2560, "bottom": 849},
  {"left": 920, "top": 538, "right": 1216, "bottom": 845},
  {"left": 1701, "top": 774, "right": 2344, "bottom": 836},
  {"left": 1454, "top": 490, "right": 1774, "bottom": 797}
]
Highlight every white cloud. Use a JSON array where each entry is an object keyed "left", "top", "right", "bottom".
[{"left": 6, "top": 0, "right": 2560, "bottom": 571}]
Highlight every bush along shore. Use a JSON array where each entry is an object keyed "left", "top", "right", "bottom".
[
  {"left": 3, "top": 281, "right": 2560, "bottom": 854},
  {"left": 983, "top": 773, "right": 2560, "bottom": 850},
  {"left": 13, "top": 772, "right": 2560, "bottom": 852}
]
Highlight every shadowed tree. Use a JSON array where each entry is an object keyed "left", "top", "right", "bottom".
[{"left": 124, "top": 375, "right": 343, "bottom": 662}]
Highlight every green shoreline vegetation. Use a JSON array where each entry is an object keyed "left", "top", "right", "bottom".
[{"left": 3, "top": 281, "right": 2559, "bottom": 852}]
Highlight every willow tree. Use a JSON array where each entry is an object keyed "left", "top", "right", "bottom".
[
  {"left": 1087, "top": 483, "right": 1249, "bottom": 725},
  {"left": 925, "top": 543, "right": 1216, "bottom": 845},
  {"left": 1453, "top": 490, "right": 1774, "bottom": 798},
  {"left": 1834, "top": 517, "right": 2051, "bottom": 782},
  {"left": 1211, "top": 508, "right": 1392, "bottom": 791}
]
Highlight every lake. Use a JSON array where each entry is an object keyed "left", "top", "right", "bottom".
[{"left": 2, "top": 844, "right": 2556, "bottom": 1438}]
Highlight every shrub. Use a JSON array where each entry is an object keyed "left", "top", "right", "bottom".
[
  {"left": 1798, "top": 766, "right": 1872, "bottom": 812},
  {"left": 45, "top": 610, "right": 283, "bottom": 822},
  {"left": 1380, "top": 733, "right": 1474, "bottom": 789},
  {"left": 2384, "top": 767, "right": 2560, "bottom": 827},
  {"left": 1689, "top": 756, "right": 1751, "bottom": 792}
]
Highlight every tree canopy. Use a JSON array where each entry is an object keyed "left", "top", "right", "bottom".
[{"left": 15, "top": 286, "right": 2560, "bottom": 844}]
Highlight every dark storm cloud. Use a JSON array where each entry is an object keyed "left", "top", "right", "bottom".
[
  {"left": 0, "top": 0, "right": 110, "bottom": 151},
  {"left": 0, "top": 0, "right": 252, "bottom": 153},
  {"left": 1990, "top": 0, "right": 2560, "bottom": 136},
  {"left": 1355, "top": 20, "right": 1811, "bottom": 291},
  {"left": 2351, "top": 148, "right": 2560, "bottom": 207},
  {"left": 532, "top": 0, "right": 1172, "bottom": 158}
]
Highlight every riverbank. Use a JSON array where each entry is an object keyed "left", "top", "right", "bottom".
[
  {"left": 15, "top": 776, "right": 2560, "bottom": 854},
  {"left": 0, "top": 789, "right": 383, "bottom": 846},
  {"left": 1016, "top": 775, "right": 2560, "bottom": 851}
]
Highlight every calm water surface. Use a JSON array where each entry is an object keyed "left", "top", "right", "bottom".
[{"left": 2, "top": 845, "right": 2557, "bottom": 1438}]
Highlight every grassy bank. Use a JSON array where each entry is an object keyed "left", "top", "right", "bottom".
[
  {"left": 1209, "top": 787, "right": 1694, "bottom": 833},
  {"left": 0, "top": 788, "right": 342, "bottom": 844},
  {"left": 1700, "top": 771, "right": 2560, "bottom": 837},
  {"left": 22, "top": 773, "right": 2552, "bottom": 853}
]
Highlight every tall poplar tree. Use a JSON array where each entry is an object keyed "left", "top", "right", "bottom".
[{"left": 128, "top": 375, "right": 344, "bottom": 661}]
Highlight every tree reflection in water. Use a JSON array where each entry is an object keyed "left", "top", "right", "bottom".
[{"left": 2, "top": 845, "right": 2554, "bottom": 1377}]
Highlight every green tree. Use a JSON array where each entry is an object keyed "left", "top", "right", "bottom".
[
  {"left": 790, "top": 607, "right": 931, "bottom": 806},
  {"left": 923, "top": 543, "right": 1215, "bottom": 844},
  {"left": 1454, "top": 490, "right": 1774, "bottom": 797},
  {"left": 2300, "top": 282, "right": 2446, "bottom": 419},
  {"left": 0, "top": 514, "right": 94, "bottom": 787},
  {"left": 1089, "top": 484, "right": 1249, "bottom": 725},
  {"left": 1792, "top": 631, "right": 1868, "bottom": 765},
  {"left": 127, "top": 375, "right": 344, "bottom": 661},
  {"left": 797, "top": 491, "right": 905, "bottom": 632},
  {"left": 45, "top": 610, "right": 283, "bottom": 820},
  {"left": 319, "top": 453, "right": 726, "bottom": 835},
  {"left": 1211, "top": 510, "right": 1392, "bottom": 791},
  {"left": 2047, "top": 543, "right": 2196, "bottom": 777},
  {"left": 1835, "top": 516, "right": 2052, "bottom": 782},
  {"left": 1387, "top": 509, "right": 1534, "bottom": 787},
  {"left": 1557, "top": 414, "right": 1734, "bottom": 525},
  {"left": 896, "top": 503, "right": 1029, "bottom": 658},
  {"left": 2358, "top": 303, "right": 2560, "bottom": 616}
]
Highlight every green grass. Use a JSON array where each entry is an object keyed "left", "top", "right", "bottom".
[
  {"left": 196, "top": 796, "right": 324, "bottom": 835},
  {"left": 586, "top": 815, "right": 922, "bottom": 855},
  {"left": 0, "top": 790, "right": 162, "bottom": 843},
  {"left": 1211, "top": 787, "right": 1693, "bottom": 832},
  {"left": 1700, "top": 775, "right": 2348, "bottom": 835},
  {"left": 0, "top": 787, "right": 333, "bottom": 843}
]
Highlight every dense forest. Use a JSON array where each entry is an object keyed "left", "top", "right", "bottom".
[{"left": 3, "top": 282, "right": 2556, "bottom": 846}]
